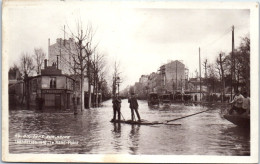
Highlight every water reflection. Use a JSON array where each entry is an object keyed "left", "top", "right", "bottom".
[
  {"left": 129, "top": 125, "right": 140, "bottom": 154},
  {"left": 112, "top": 122, "right": 122, "bottom": 152},
  {"left": 219, "top": 126, "right": 250, "bottom": 156}
]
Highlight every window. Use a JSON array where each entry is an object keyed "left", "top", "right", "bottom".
[{"left": 50, "top": 77, "right": 56, "bottom": 89}]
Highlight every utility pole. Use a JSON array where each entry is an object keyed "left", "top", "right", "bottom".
[
  {"left": 48, "top": 38, "right": 50, "bottom": 60},
  {"left": 199, "top": 47, "right": 202, "bottom": 101},
  {"left": 231, "top": 25, "right": 234, "bottom": 99},
  {"left": 181, "top": 76, "right": 183, "bottom": 92},
  {"left": 64, "top": 25, "right": 66, "bottom": 46},
  {"left": 176, "top": 61, "right": 178, "bottom": 92},
  {"left": 57, "top": 38, "right": 62, "bottom": 69}
]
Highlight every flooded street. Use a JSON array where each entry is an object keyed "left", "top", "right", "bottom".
[{"left": 9, "top": 99, "right": 250, "bottom": 155}]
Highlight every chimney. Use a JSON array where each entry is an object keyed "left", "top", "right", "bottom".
[{"left": 44, "top": 59, "right": 47, "bottom": 69}]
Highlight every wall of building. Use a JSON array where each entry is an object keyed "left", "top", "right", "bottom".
[
  {"left": 49, "top": 38, "right": 77, "bottom": 75},
  {"left": 164, "top": 60, "right": 185, "bottom": 92},
  {"left": 26, "top": 75, "right": 75, "bottom": 110}
]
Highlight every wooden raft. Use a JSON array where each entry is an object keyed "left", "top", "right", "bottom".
[{"left": 111, "top": 119, "right": 164, "bottom": 125}]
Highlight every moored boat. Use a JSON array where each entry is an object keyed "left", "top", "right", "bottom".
[{"left": 223, "top": 114, "right": 250, "bottom": 128}]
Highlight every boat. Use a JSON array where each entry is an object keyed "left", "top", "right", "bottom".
[
  {"left": 111, "top": 119, "right": 163, "bottom": 125},
  {"left": 223, "top": 114, "right": 250, "bottom": 128},
  {"left": 147, "top": 92, "right": 159, "bottom": 106}
]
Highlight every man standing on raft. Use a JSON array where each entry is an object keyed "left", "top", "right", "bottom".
[
  {"left": 111, "top": 94, "right": 121, "bottom": 122},
  {"left": 128, "top": 93, "right": 141, "bottom": 122}
]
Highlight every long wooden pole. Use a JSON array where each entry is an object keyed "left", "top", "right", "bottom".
[{"left": 166, "top": 109, "right": 210, "bottom": 123}]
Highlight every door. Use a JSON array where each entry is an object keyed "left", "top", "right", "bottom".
[
  {"left": 67, "top": 93, "right": 70, "bottom": 109},
  {"left": 55, "top": 94, "right": 61, "bottom": 110}
]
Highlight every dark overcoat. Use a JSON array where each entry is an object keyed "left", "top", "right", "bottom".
[{"left": 128, "top": 97, "right": 138, "bottom": 109}]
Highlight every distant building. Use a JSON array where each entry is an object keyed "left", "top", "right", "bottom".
[
  {"left": 147, "top": 72, "right": 161, "bottom": 93},
  {"left": 139, "top": 75, "right": 149, "bottom": 84},
  {"left": 159, "top": 60, "right": 186, "bottom": 93},
  {"left": 132, "top": 60, "right": 188, "bottom": 99},
  {"left": 186, "top": 77, "right": 209, "bottom": 101},
  {"left": 48, "top": 38, "right": 77, "bottom": 75},
  {"left": 188, "top": 77, "right": 208, "bottom": 93}
]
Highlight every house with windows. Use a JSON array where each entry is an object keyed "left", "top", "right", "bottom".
[{"left": 27, "top": 59, "right": 76, "bottom": 110}]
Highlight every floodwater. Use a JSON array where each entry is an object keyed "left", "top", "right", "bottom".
[{"left": 9, "top": 99, "right": 250, "bottom": 155}]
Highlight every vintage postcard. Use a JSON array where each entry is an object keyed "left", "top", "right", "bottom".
[{"left": 2, "top": 0, "right": 259, "bottom": 163}]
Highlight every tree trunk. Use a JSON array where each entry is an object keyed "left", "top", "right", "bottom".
[
  {"left": 96, "top": 80, "right": 99, "bottom": 107},
  {"left": 88, "top": 80, "right": 91, "bottom": 109},
  {"left": 86, "top": 56, "right": 92, "bottom": 109},
  {"left": 80, "top": 74, "right": 84, "bottom": 111},
  {"left": 93, "top": 73, "right": 95, "bottom": 107}
]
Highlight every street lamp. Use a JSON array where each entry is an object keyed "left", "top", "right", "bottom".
[{"left": 116, "top": 77, "right": 120, "bottom": 94}]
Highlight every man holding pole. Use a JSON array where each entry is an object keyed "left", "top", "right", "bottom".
[
  {"left": 128, "top": 93, "right": 141, "bottom": 122},
  {"left": 111, "top": 94, "right": 121, "bottom": 122}
]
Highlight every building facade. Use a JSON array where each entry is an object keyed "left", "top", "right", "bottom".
[
  {"left": 159, "top": 60, "right": 186, "bottom": 94},
  {"left": 28, "top": 61, "right": 76, "bottom": 110},
  {"left": 48, "top": 37, "right": 97, "bottom": 108},
  {"left": 132, "top": 60, "right": 187, "bottom": 99},
  {"left": 48, "top": 38, "right": 77, "bottom": 75}
]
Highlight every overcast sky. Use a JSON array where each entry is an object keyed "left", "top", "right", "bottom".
[{"left": 5, "top": 2, "right": 250, "bottom": 89}]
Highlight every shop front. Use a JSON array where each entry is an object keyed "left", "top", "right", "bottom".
[{"left": 41, "top": 89, "right": 73, "bottom": 110}]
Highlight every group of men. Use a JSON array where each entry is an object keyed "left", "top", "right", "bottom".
[
  {"left": 111, "top": 93, "right": 141, "bottom": 122},
  {"left": 229, "top": 90, "right": 250, "bottom": 115}
]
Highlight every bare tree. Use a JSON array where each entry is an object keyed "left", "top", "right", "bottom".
[
  {"left": 20, "top": 52, "right": 35, "bottom": 77},
  {"left": 33, "top": 48, "right": 46, "bottom": 74},
  {"left": 216, "top": 52, "right": 227, "bottom": 102},
  {"left": 64, "top": 22, "right": 97, "bottom": 111},
  {"left": 92, "top": 52, "right": 106, "bottom": 107},
  {"left": 19, "top": 52, "right": 34, "bottom": 108},
  {"left": 202, "top": 59, "right": 209, "bottom": 78},
  {"left": 112, "top": 61, "right": 121, "bottom": 97}
]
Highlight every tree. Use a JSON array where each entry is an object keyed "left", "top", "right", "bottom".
[
  {"left": 19, "top": 52, "right": 34, "bottom": 108},
  {"left": 235, "top": 36, "right": 250, "bottom": 95},
  {"left": 216, "top": 52, "right": 227, "bottom": 102},
  {"left": 33, "top": 48, "right": 46, "bottom": 75},
  {"left": 112, "top": 61, "right": 121, "bottom": 97},
  {"left": 202, "top": 59, "right": 209, "bottom": 78},
  {"left": 20, "top": 52, "right": 35, "bottom": 77},
  {"left": 221, "top": 36, "right": 250, "bottom": 96},
  {"left": 205, "top": 64, "right": 217, "bottom": 93},
  {"left": 9, "top": 63, "right": 21, "bottom": 80},
  {"left": 64, "top": 22, "right": 97, "bottom": 111},
  {"left": 92, "top": 52, "right": 106, "bottom": 107}
]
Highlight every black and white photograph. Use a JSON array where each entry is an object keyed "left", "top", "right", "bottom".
[{"left": 2, "top": 1, "right": 259, "bottom": 163}]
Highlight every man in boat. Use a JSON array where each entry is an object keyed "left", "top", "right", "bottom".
[
  {"left": 128, "top": 93, "right": 141, "bottom": 122},
  {"left": 229, "top": 90, "right": 244, "bottom": 115},
  {"left": 242, "top": 91, "right": 250, "bottom": 115},
  {"left": 111, "top": 94, "right": 121, "bottom": 122}
]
